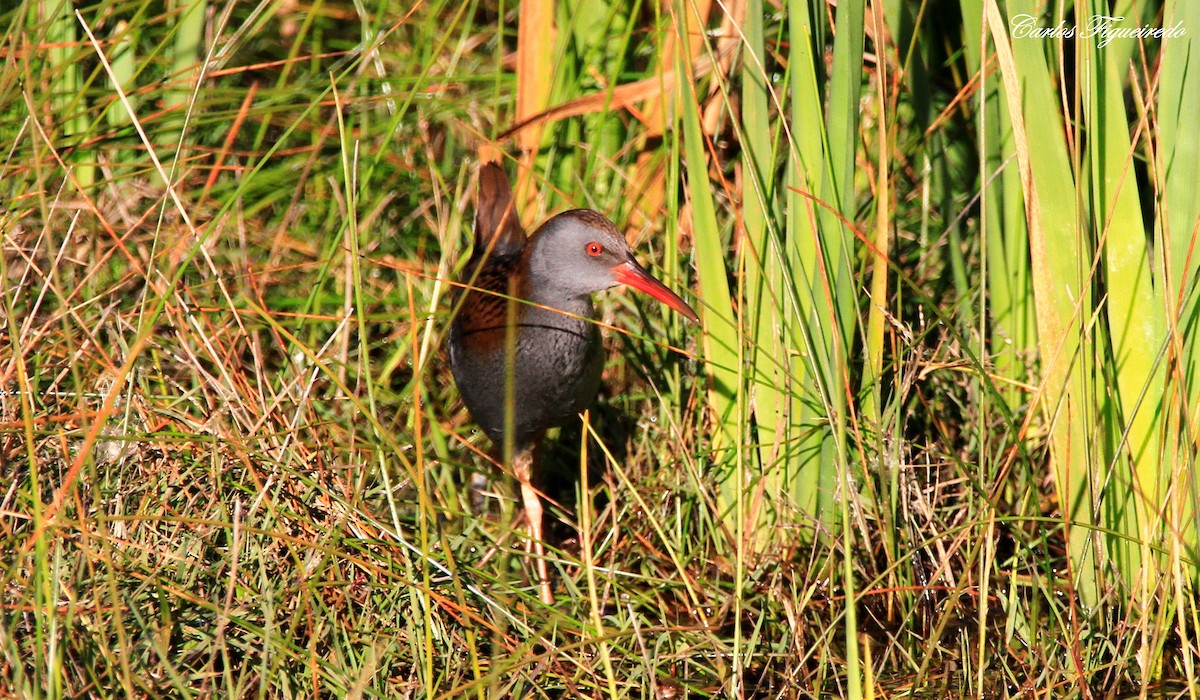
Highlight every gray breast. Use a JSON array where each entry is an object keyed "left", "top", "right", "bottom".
[{"left": 451, "top": 302, "right": 603, "bottom": 451}]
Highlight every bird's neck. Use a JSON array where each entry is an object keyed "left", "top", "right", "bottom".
[{"left": 522, "top": 277, "right": 595, "bottom": 320}]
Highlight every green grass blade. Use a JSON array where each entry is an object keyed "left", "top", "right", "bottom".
[
  {"left": 739, "top": 0, "right": 792, "bottom": 552},
  {"left": 961, "top": 0, "right": 1036, "bottom": 411},
  {"left": 784, "top": 0, "right": 837, "bottom": 525},
  {"left": 1157, "top": 0, "right": 1200, "bottom": 572},
  {"left": 678, "top": 7, "right": 739, "bottom": 468},
  {"left": 1082, "top": 0, "right": 1172, "bottom": 602},
  {"left": 988, "top": 0, "right": 1098, "bottom": 605}
]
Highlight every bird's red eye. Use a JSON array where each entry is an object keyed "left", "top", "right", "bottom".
[{"left": 586, "top": 242, "right": 603, "bottom": 256}]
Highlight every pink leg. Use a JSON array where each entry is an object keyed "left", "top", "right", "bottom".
[{"left": 514, "top": 448, "right": 553, "bottom": 604}]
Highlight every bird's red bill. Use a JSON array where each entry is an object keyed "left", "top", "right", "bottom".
[{"left": 611, "top": 261, "right": 700, "bottom": 323}]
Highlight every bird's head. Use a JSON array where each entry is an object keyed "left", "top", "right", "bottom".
[{"left": 525, "top": 209, "right": 699, "bottom": 322}]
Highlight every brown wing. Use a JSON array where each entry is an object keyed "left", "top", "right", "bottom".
[
  {"left": 451, "top": 162, "right": 529, "bottom": 356},
  {"left": 452, "top": 254, "right": 522, "bottom": 355},
  {"left": 475, "top": 162, "right": 526, "bottom": 258}
]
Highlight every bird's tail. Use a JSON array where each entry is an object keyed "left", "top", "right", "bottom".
[{"left": 474, "top": 162, "right": 527, "bottom": 258}]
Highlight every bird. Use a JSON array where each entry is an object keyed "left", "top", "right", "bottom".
[{"left": 448, "top": 162, "right": 698, "bottom": 604}]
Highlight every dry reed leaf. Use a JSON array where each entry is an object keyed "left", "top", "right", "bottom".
[{"left": 515, "top": 0, "right": 555, "bottom": 225}]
